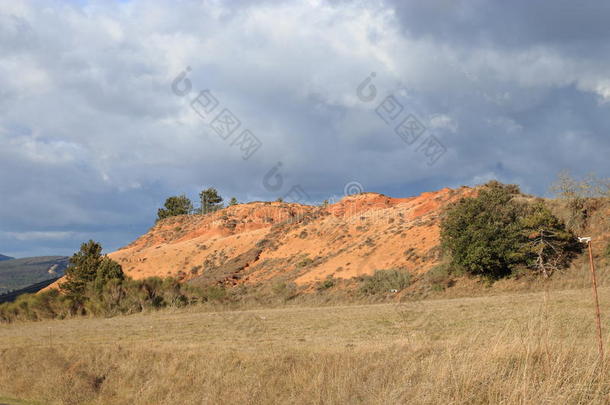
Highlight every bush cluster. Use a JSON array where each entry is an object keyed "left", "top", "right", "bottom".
[
  {"left": 424, "top": 263, "right": 454, "bottom": 291},
  {"left": 441, "top": 181, "right": 581, "bottom": 279},
  {"left": 0, "top": 277, "right": 209, "bottom": 322},
  {"left": 0, "top": 241, "right": 223, "bottom": 323},
  {"left": 359, "top": 269, "right": 412, "bottom": 295},
  {"left": 316, "top": 276, "right": 336, "bottom": 291}
]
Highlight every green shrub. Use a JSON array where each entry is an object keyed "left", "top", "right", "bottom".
[
  {"left": 316, "top": 276, "right": 336, "bottom": 291},
  {"left": 425, "top": 263, "right": 454, "bottom": 291},
  {"left": 605, "top": 243, "right": 610, "bottom": 259},
  {"left": 0, "top": 241, "right": 213, "bottom": 323},
  {"left": 199, "top": 285, "right": 227, "bottom": 302},
  {"left": 441, "top": 182, "right": 526, "bottom": 279},
  {"left": 0, "top": 289, "right": 72, "bottom": 323},
  {"left": 296, "top": 257, "right": 313, "bottom": 268},
  {"left": 441, "top": 181, "right": 579, "bottom": 279},
  {"left": 81, "top": 276, "right": 202, "bottom": 317},
  {"left": 272, "top": 281, "right": 297, "bottom": 298},
  {"left": 359, "top": 269, "right": 412, "bottom": 295},
  {"left": 0, "top": 275, "right": 210, "bottom": 322}
]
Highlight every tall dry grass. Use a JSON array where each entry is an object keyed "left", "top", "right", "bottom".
[
  {"left": 1, "top": 339, "right": 607, "bottom": 405},
  {"left": 0, "top": 287, "right": 608, "bottom": 404}
]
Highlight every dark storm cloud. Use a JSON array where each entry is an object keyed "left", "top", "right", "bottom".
[{"left": 0, "top": 0, "right": 608, "bottom": 257}]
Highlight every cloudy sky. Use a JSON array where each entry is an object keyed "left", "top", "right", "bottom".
[{"left": 1, "top": 0, "right": 609, "bottom": 257}]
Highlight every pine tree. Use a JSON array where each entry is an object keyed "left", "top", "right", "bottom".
[
  {"left": 157, "top": 195, "right": 193, "bottom": 221},
  {"left": 60, "top": 240, "right": 124, "bottom": 307},
  {"left": 199, "top": 188, "right": 223, "bottom": 214}
]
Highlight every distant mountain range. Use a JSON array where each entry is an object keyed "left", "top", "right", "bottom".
[
  {"left": 0, "top": 254, "right": 14, "bottom": 261},
  {"left": 0, "top": 256, "right": 69, "bottom": 295}
]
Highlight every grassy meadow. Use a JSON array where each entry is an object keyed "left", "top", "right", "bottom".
[{"left": 0, "top": 284, "right": 609, "bottom": 404}]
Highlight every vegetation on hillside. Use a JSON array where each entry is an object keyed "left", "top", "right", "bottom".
[
  {"left": 358, "top": 269, "right": 412, "bottom": 295},
  {"left": 6, "top": 177, "right": 607, "bottom": 323},
  {"left": 156, "top": 188, "right": 228, "bottom": 221},
  {"left": 441, "top": 181, "right": 581, "bottom": 279},
  {"left": 0, "top": 241, "right": 212, "bottom": 323},
  {"left": 519, "top": 201, "right": 581, "bottom": 276},
  {"left": 551, "top": 171, "right": 610, "bottom": 232},
  {"left": 198, "top": 187, "right": 224, "bottom": 214},
  {"left": 59, "top": 240, "right": 125, "bottom": 305},
  {"left": 156, "top": 195, "right": 194, "bottom": 221}
]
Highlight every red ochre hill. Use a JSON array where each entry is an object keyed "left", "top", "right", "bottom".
[{"left": 105, "top": 187, "right": 476, "bottom": 288}]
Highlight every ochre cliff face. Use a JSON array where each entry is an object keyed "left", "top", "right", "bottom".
[{"left": 108, "top": 187, "right": 475, "bottom": 287}]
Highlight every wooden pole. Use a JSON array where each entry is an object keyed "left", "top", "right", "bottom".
[{"left": 587, "top": 241, "right": 604, "bottom": 360}]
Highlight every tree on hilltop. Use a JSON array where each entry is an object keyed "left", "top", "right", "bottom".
[
  {"left": 157, "top": 195, "right": 194, "bottom": 221},
  {"left": 199, "top": 188, "right": 223, "bottom": 214}
]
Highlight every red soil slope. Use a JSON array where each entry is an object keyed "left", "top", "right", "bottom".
[{"left": 108, "top": 187, "right": 475, "bottom": 286}]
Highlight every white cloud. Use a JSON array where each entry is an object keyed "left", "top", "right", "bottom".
[
  {"left": 429, "top": 114, "right": 458, "bottom": 133},
  {"left": 3, "top": 231, "right": 77, "bottom": 241}
]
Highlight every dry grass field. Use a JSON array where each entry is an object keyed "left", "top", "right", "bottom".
[{"left": 0, "top": 285, "right": 609, "bottom": 404}]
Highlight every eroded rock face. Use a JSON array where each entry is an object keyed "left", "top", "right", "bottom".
[{"left": 109, "top": 187, "right": 475, "bottom": 287}]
